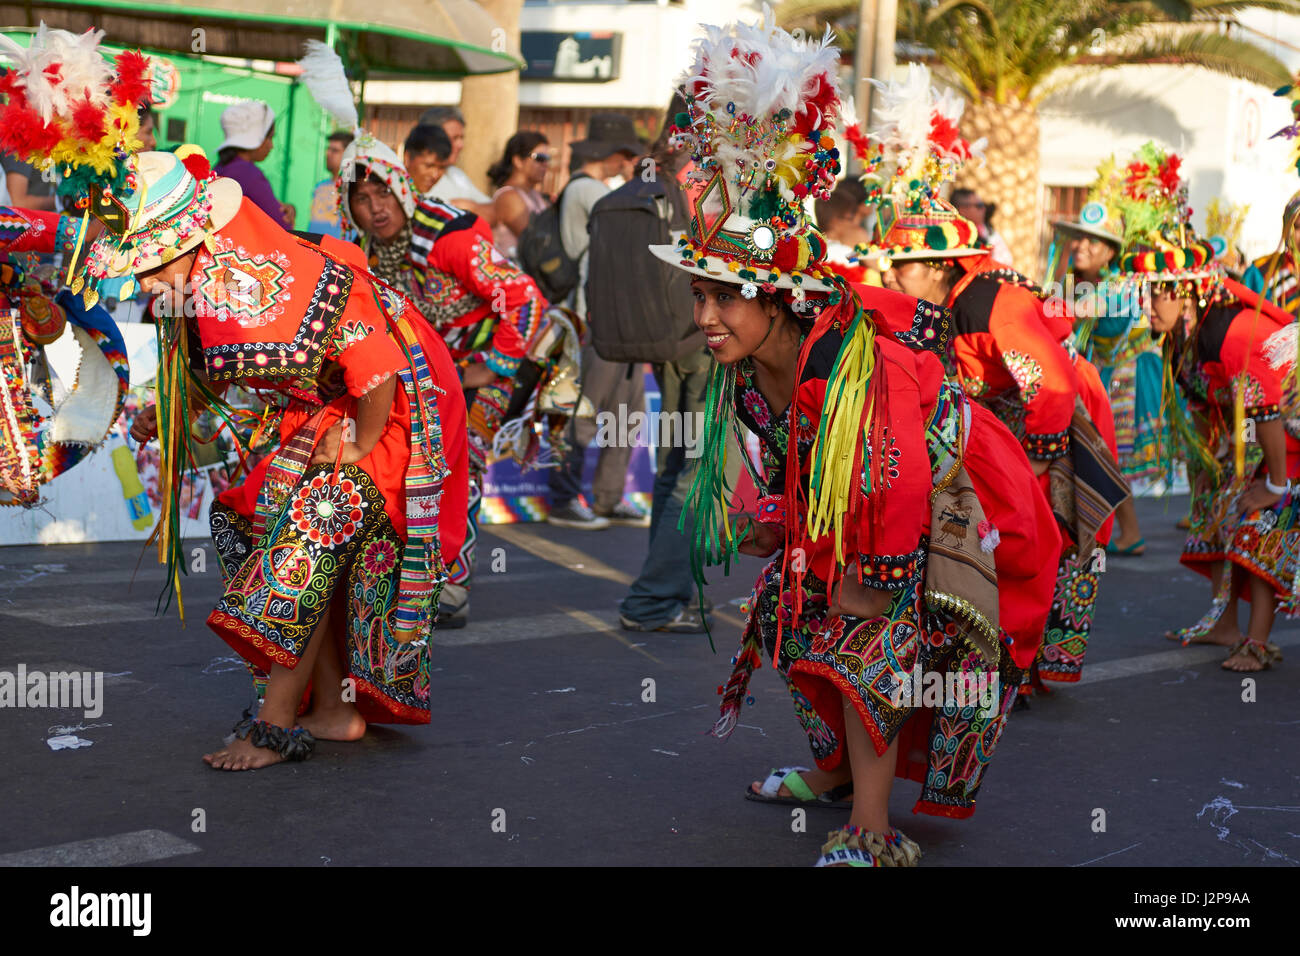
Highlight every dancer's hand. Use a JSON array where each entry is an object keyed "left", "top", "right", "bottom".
[
  {"left": 828, "top": 572, "right": 893, "bottom": 620},
  {"left": 129, "top": 405, "right": 158, "bottom": 443},
  {"left": 311, "top": 422, "right": 368, "bottom": 465},
  {"left": 461, "top": 363, "right": 496, "bottom": 389},
  {"left": 737, "top": 516, "right": 781, "bottom": 557},
  {"left": 1239, "top": 478, "right": 1284, "bottom": 514}
]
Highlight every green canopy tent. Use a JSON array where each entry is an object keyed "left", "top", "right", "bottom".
[
  {"left": 1, "top": 0, "right": 522, "bottom": 226},
  {"left": 0, "top": 0, "right": 522, "bottom": 79}
]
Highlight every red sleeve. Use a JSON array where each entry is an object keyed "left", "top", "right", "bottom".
[
  {"left": 0, "top": 207, "right": 63, "bottom": 254},
  {"left": 795, "top": 337, "right": 929, "bottom": 590},
  {"left": 430, "top": 226, "right": 531, "bottom": 376},
  {"left": 324, "top": 282, "right": 408, "bottom": 398},
  {"left": 988, "top": 286, "right": 1078, "bottom": 459},
  {"left": 1224, "top": 310, "right": 1287, "bottom": 418}
]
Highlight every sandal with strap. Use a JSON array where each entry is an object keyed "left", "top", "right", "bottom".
[
  {"left": 231, "top": 710, "right": 317, "bottom": 761},
  {"left": 745, "top": 766, "right": 854, "bottom": 810},
  {"left": 1222, "top": 637, "right": 1282, "bottom": 672},
  {"left": 814, "top": 825, "right": 922, "bottom": 868}
]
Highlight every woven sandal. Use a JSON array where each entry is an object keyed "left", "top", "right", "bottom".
[
  {"left": 1221, "top": 637, "right": 1282, "bottom": 672},
  {"left": 745, "top": 766, "right": 854, "bottom": 810},
  {"left": 814, "top": 825, "right": 922, "bottom": 868},
  {"left": 231, "top": 710, "right": 317, "bottom": 761}
]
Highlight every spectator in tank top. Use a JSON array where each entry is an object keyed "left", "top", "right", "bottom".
[{"left": 488, "top": 131, "right": 552, "bottom": 260}]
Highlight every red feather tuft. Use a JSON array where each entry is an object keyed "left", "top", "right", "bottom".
[
  {"left": 0, "top": 101, "right": 63, "bottom": 159},
  {"left": 179, "top": 152, "right": 213, "bottom": 180},
  {"left": 71, "top": 95, "right": 108, "bottom": 144},
  {"left": 792, "top": 73, "right": 836, "bottom": 134},
  {"left": 1158, "top": 153, "right": 1182, "bottom": 194},
  {"left": 845, "top": 123, "right": 871, "bottom": 161},
  {"left": 929, "top": 113, "right": 971, "bottom": 160},
  {"left": 111, "top": 50, "right": 153, "bottom": 107}
]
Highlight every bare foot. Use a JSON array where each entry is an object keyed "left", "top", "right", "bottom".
[
  {"left": 203, "top": 736, "right": 286, "bottom": 771},
  {"left": 298, "top": 706, "right": 366, "bottom": 742},
  {"left": 1165, "top": 612, "right": 1240, "bottom": 647},
  {"left": 750, "top": 765, "right": 852, "bottom": 802},
  {"left": 1222, "top": 642, "right": 1271, "bottom": 672}
]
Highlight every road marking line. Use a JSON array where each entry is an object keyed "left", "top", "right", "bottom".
[
  {"left": 560, "top": 606, "right": 662, "bottom": 664},
  {"left": 0, "top": 829, "right": 200, "bottom": 867},
  {"left": 1078, "top": 631, "right": 1300, "bottom": 685},
  {"left": 483, "top": 525, "right": 634, "bottom": 586}
]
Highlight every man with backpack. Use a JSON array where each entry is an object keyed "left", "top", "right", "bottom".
[
  {"left": 544, "top": 113, "right": 648, "bottom": 530},
  {"left": 584, "top": 97, "right": 735, "bottom": 633}
]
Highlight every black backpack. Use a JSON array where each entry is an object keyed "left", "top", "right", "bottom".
[
  {"left": 516, "top": 173, "right": 588, "bottom": 304},
  {"left": 585, "top": 174, "right": 702, "bottom": 363}
]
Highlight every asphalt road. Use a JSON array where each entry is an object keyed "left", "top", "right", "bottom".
[{"left": 0, "top": 495, "right": 1297, "bottom": 867}]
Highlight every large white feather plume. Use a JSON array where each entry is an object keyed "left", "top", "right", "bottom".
[
  {"left": 297, "top": 39, "right": 359, "bottom": 132},
  {"left": 677, "top": 4, "right": 841, "bottom": 206},
  {"left": 865, "top": 62, "right": 984, "bottom": 203},
  {"left": 0, "top": 24, "right": 113, "bottom": 124}
]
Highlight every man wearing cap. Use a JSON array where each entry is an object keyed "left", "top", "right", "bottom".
[
  {"left": 547, "top": 112, "right": 649, "bottom": 530},
  {"left": 214, "top": 99, "right": 293, "bottom": 230}
]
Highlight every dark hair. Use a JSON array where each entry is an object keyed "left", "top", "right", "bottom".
[
  {"left": 404, "top": 123, "right": 452, "bottom": 162},
  {"left": 137, "top": 102, "right": 155, "bottom": 123},
  {"left": 950, "top": 188, "right": 978, "bottom": 207},
  {"left": 815, "top": 178, "right": 867, "bottom": 229},
  {"left": 487, "top": 130, "right": 548, "bottom": 189},
  {"left": 345, "top": 168, "right": 401, "bottom": 224},
  {"left": 327, "top": 131, "right": 354, "bottom": 147},
  {"left": 419, "top": 105, "right": 464, "bottom": 128}
]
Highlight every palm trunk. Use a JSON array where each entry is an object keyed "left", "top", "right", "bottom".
[
  {"left": 956, "top": 95, "right": 1042, "bottom": 278},
  {"left": 459, "top": 0, "right": 523, "bottom": 195}
]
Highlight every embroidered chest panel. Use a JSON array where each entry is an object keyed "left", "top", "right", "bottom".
[
  {"left": 196, "top": 236, "right": 296, "bottom": 329},
  {"left": 203, "top": 255, "right": 352, "bottom": 385}
]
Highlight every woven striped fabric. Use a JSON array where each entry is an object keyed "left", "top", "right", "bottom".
[{"left": 390, "top": 311, "right": 452, "bottom": 644}]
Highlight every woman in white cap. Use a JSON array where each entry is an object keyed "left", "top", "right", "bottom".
[{"left": 214, "top": 99, "right": 293, "bottom": 229}]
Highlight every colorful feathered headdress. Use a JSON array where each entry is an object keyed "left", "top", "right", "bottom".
[
  {"left": 0, "top": 25, "right": 151, "bottom": 204},
  {"left": 646, "top": 4, "right": 844, "bottom": 299},
  {"left": 1110, "top": 142, "right": 1222, "bottom": 298},
  {"left": 853, "top": 64, "right": 985, "bottom": 266}
]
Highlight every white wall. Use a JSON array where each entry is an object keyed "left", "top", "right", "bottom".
[
  {"left": 365, "top": 0, "right": 759, "bottom": 110},
  {"left": 1038, "top": 64, "right": 1298, "bottom": 259}
]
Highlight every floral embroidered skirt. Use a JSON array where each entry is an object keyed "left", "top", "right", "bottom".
[
  {"left": 1182, "top": 457, "right": 1300, "bottom": 610},
  {"left": 724, "top": 558, "right": 1023, "bottom": 820},
  {"left": 208, "top": 463, "right": 434, "bottom": 724},
  {"left": 1036, "top": 551, "right": 1101, "bottom": 682}
]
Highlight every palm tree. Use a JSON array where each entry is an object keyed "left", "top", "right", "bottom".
[
  {"left": 460, "top": 0, "right": 524, "bottom": 194},
  {"left": 778, "top": 0, "right": 1300, "bottom": 272}
]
